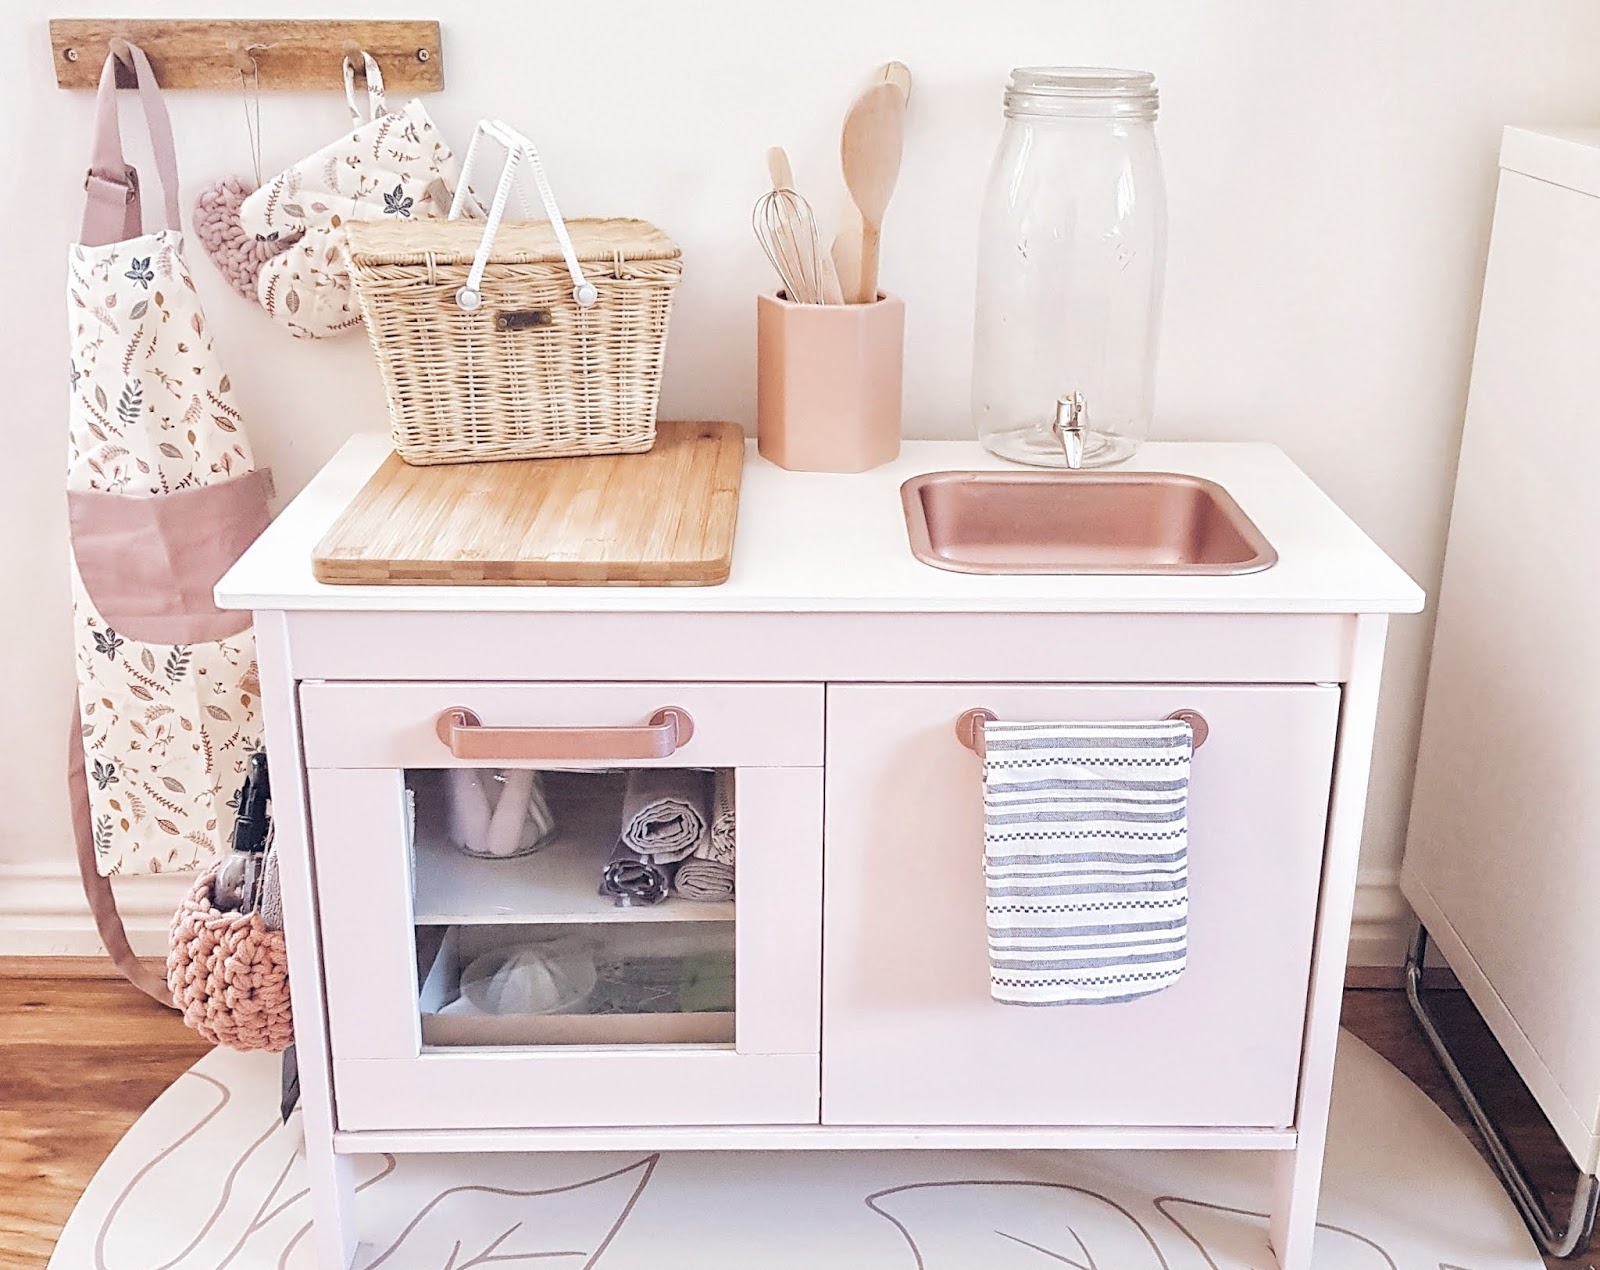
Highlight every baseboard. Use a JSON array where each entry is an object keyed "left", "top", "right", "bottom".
[
  {"left": 1348, "top": 869, "right": 1414, "bottom": 968},
  {"left": 0, "top": 954, "right": 170, "bottom": 979},
  {"left": 0, "top": 861, "right": 190, "bottom": 958}
]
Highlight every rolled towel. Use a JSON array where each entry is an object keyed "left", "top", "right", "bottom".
[
  {"left": 620, "top": 769, "right": 710, "bottom": 864},
  {"left": 698, "top": 768, "right": 736, "bottom": 866},
  {"left": 673, "top": 857, "right": 735, "bottom": 902},
  {"left": 599, "top": 840, "right": 675, "bottom": 907},
  {"left": 672, "top": 770, "right": 734, "bottom": 900}
]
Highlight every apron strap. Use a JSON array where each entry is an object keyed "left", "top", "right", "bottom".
[
  {"left": 81, "top": 42, "right": 182, "bottom": 247},
  {"left": 68, "top": 694, "right": 175, "bottom": 1007},
  {"left": 342, "top": 50, "right": 387, "bottom": 124}
]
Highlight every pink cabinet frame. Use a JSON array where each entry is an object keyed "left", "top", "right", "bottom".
[{"left": 250, "top": 607, "right": 1396, "bottom": 1270}]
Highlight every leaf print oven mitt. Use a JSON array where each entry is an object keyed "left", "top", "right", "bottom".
[{"left": 239, "top": 56, "right": 456, "bottom": 339}]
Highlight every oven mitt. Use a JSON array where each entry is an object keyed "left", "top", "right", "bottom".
[{"left": 239, "top": 55, "right": 456, "bottom": 339}]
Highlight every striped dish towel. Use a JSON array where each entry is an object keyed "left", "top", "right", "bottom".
[{"left": 983, "top": 718, "right": 1193, "bottom": 1006}]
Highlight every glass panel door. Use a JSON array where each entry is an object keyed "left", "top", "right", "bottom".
[{"left": 405, "top": 767, "right": 738, "bottom": 1050}]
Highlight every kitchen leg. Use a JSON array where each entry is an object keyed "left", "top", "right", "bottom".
[
  {"left": 1269, "top": 616, "right": 1388, "bottom": 1269},
  {"left": 257, "top": 611, "right": 361, "bottom": 1266}
]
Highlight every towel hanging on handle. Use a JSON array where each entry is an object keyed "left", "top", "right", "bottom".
[{"left": 982, "top": 718, "right": 1193, "bottom": 1006}]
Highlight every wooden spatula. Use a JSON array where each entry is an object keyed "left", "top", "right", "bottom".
[
  {"left": 878, "top": 60, "right": 912, "bottom": 103},
  {"left": 766, "top": 146, "right": 796, "bottom": 192},
  {"left": 838, "top": 81, "right": 907, "bottom": 303}
]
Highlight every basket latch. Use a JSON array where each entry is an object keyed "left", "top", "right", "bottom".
[{"left": 495, "top": 309, "right": 553, "bottom": 331}]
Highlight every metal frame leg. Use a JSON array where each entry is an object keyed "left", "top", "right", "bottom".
[{"left": 1405, "top": 923, "right": 1600, "bottom": 1258}]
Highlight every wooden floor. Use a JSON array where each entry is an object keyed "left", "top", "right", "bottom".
[
  {"left": 0, "top": 963, "right": 1592, "bottom": 1269},
  {"left": 0, "top": 962, "right": 209, "bottom": 1270}
]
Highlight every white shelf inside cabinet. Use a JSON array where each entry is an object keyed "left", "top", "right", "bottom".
[{"left": 411, "top": 805, "right": 735, "bottom": 927}]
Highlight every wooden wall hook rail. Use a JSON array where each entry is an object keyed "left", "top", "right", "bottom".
[{"left": 50, "top": 19, "right": 444, "bottom": 92}]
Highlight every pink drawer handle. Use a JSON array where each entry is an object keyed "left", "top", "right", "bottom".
[
  {"left": 435, "top": 707, "right": 695, "bottom": 762},
  {"left": 956, "top": 707, "right": 1208, "bottom": 759}
]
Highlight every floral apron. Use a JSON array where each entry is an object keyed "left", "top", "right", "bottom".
[{"left": 67, "top": 46, "right": 271, "bottom": 999}]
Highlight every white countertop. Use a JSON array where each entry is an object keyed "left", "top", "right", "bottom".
[{"left": 216, "top": 435, "right": 1423, "bottom": 616}]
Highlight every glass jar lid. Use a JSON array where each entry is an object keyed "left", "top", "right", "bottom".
[{"left": 1004, "top": 67, "right": 1159, "bottom": 121}]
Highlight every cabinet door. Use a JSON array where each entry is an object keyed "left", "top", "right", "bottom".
[
  {"left": 823, "top": 683, "right": 1338, "bottom": 1129},
  {"left": 302, "top": 682, "right": 823, "bottom": 1132}
]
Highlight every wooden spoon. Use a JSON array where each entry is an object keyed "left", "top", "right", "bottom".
[
  {"left": 831, "top": 63, "right": 906, "bottom": 303},
  {"left": 839, "top": 81, "right": 906, "bottom": 303}
]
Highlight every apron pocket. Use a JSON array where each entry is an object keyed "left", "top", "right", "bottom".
[
  {"left": 68, "top": 468, "right": 271, "bottom": 877},
  {"left": 67, "top": 468, "right": 271, "bottom": 645}
]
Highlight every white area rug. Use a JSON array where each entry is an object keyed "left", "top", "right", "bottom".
[{"left": 51, "top": 1031, "right": 1539, "bottom": 1268}]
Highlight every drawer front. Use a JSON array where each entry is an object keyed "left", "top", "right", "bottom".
[
  {"left": 822, "top": 683, "right": 1339, "bottom": 1129},
  {"left": 301, "top": 681, "right": 823, "bottom": 770}
]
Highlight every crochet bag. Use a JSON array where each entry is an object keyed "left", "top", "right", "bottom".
[{"left": 168, "top": 868, "right": 292, "bottom": 1052}]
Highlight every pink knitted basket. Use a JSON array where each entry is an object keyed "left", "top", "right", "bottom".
[{"left": 167, "top": 870, "right": 293, "bottom": 1053}]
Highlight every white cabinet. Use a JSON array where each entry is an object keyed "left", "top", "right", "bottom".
[
  {"left": 822, "top": 684, "right": 1339, "bottom": 1128},
  {"left": 1404, "top": 127, "right": 1600, "bottom": 1181}
]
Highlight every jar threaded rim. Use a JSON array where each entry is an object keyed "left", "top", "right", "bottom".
[{"left": 1004, "top": 67, "right": 1159, "bottom": 121}]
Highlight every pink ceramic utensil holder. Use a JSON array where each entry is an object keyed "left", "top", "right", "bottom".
[{"left": 756, "top": 291, "right": 904, "bottom": 473}]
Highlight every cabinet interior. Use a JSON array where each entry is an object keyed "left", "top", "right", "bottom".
[{"left": 404, "top": 766, "right": 737, "bottom": 1050}]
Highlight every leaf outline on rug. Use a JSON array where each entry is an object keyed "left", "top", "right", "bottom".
[
  {"left": 90, "top": 1067, "right": 389, "bottom": 1270},
  {"left": 1154, "top": 1196, "right": 1398, "bottom": 1270},
  {"left": 357, "top": 1154, "right": 660, "bottom": 1270},
  {"left": 996, "top": 1223, "right": 1099, "bottom": 1268},
  {"left": 864, "top": 1179, "right": 1172, "bottom": 1270},
  {"left": 273, "top": 1152, "right": 397, "bottom": 1270},
  {"left": 94, "top": 1070, "right": 235, "bottom": 1269}
]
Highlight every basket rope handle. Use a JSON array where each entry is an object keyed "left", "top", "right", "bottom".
[{"left": 447, "top": 120, "right": 597, "bottom": 313}]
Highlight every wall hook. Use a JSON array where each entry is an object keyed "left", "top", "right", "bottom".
[{"left": 231, "top": 41, "right": 265, "bottom": 75}]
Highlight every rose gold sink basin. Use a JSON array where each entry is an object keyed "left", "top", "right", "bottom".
[{"left": 901, "top": 471, "right": 1277, "bottom": 575}]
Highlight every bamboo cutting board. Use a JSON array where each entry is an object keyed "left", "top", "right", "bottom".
[{"left": 312, "top": 421, "right": 745, "bottom": 586}]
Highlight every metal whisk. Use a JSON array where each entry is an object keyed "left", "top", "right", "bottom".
[{"left": 753, "top": 186, "right": 827, "bottom": 305}]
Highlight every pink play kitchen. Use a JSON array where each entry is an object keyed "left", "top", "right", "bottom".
[{"left": 58, "top": 26, "right": 1423, "bottom": 1270}]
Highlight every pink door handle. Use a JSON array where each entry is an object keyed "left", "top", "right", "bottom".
[
  {"left": 955, "top": 707, "right": 1208, "bottom": 759},
  {"left": 434, "top": 706, "right": 695, "bottom": 762}
]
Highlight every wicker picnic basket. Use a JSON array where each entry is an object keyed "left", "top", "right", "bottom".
[{"left": 345, "top": 122, "right": 682, "bottom": 466}]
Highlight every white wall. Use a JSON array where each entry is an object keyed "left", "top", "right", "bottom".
[{"left": 4, "top": 1, "right": 1599, "bottom": 957}]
